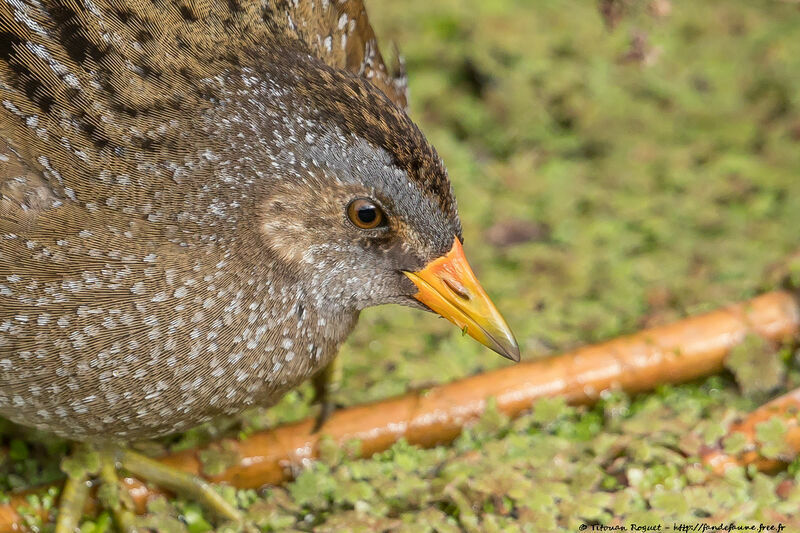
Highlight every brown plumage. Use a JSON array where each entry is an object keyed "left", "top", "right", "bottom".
[{"left": 0, "top": 0, "right": 470, "bottom": 442}]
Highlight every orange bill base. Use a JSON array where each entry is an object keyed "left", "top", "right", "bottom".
[{"left": 404, "top": 237, "right": 520, "bottom": 362}]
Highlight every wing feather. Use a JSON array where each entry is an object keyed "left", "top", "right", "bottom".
[{"left": 277, "top": 0, "right": 409, "bottom": 109}]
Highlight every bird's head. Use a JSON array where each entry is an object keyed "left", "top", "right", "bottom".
[{"left": 238, "top": 48, "right": 519, "bottom": 361}]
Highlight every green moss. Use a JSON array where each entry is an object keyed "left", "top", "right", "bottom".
[
  {"left": 726, "top": 334, "right": 785, "bottom": 399},
  {"left": 755, "top": 417, "right": 789, "bottom": 460},
  {"left": 723, "top": 432, "right": 750, "bottom": 456},
  {"left": 79, "top": 512, "right": 113, "bottom": 533},
  {"left": 198, "top": 441, "right": 241, "bottom": 478}
]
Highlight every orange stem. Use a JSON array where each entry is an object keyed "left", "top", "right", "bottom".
[{"left": 702, "top": 387, "right": 800, "bottom": 474}]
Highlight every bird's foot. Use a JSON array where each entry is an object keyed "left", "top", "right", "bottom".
[
  {"left": 54, "top": 443, "right": 242, "bottom": 532},
  {"left": 311, "top": 356, "right": 343, "bottom": 432}
]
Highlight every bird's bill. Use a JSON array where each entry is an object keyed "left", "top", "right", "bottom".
[{"left": 404, "top": 237, "right": 520, "bottom": 362}]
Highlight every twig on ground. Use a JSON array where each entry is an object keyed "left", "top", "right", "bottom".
[{"left": 702, "top": 387, "right": 800, "bottom": 474}]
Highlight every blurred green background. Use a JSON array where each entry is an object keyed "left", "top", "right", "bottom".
[
  {"left": 4, "top": 0, "right": 800, "bottom": 530},
  {"left": 344, "top": 0, "right": 800, "bottom": 405}
]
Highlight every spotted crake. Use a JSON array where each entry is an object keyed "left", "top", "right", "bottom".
[{"left": 0, "top": 0, "right": 517, "bottom": 523}]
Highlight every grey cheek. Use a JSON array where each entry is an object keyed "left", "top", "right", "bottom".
[{"left": 397, "top": 273, "right": 419, "bottom": 296}]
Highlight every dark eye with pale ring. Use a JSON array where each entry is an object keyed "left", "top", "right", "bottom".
[{"left": 347, "top": 198, "right": 386, "bottom": 230}]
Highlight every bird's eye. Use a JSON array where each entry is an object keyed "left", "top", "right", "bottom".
[{"left": 347, "top": 198, "right": 386, "bottom": 230}]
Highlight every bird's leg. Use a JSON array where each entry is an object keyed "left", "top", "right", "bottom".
[
  {"left": 54, "top": 442, "right": 242, "bottom": 529},
  {"left": 97, "top": 448, "right": 136, "bottom": 532},
  {"left": 55, "top": 443, "right": 98, "bottom": 533},
  {"left": 311, "top": 355, "right": 343, "bottom": 432},
  {"left": 114, "top": 446, "right": 242, "bottom": 522},
  {"left": 54, "top": 472, "right": 90, "bottom": 533}
]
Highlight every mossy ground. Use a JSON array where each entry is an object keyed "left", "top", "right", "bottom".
[{"left": 3, "top": 0, "right": 800, "bottom": 531}]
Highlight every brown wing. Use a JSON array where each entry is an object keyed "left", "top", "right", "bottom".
[{"left": 277, "top": 0, "right": 409, "bottom": 110}]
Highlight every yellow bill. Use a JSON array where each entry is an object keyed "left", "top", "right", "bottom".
[{"left": 404, "top": 237, "right": 520, "bottom": 361}]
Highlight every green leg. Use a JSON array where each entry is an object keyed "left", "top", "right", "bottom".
[
  {"left": 116, "top": 447, "right": 242, "bottom": 522},
  {"left": 55, "top": 443, "right": 101, "bottom": 533},
  {"left": 54, "top": 442, "right": 243, "bottom": 529},
  {"left": 97, "top": 450, "right": 137, "bottom": 532},
  {"left": 54, "top": 466, "right": 90, "bottom": 533},
  {"left": 311, "top": 355, "right": 343, "bottom": 432}
]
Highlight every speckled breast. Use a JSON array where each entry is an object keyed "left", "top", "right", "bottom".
[{"left": 0, "top": 235, "right": 353, "bottom": 441}]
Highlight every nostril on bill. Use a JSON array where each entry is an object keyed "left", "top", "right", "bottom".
[{"left": 443, "top": 277, "right": 470, "bottom": 301}]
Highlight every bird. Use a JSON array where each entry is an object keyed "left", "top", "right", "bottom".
[{"left": 0, "top": 0, "right": 519, "bottom": 529}]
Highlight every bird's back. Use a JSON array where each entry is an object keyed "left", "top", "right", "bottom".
[{"left": 0, "top": 0, "right": 408, "bottom": 204}]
